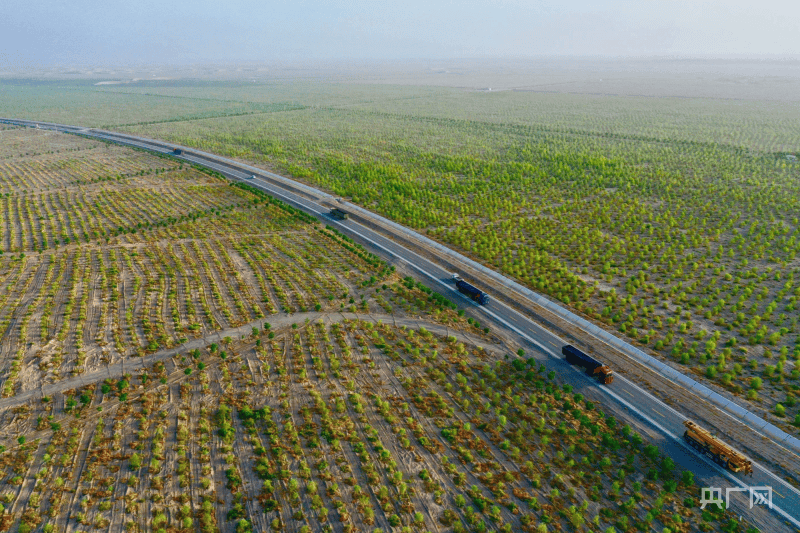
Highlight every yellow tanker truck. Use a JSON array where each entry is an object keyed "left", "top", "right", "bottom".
[{"left": 683, "top": 420, "right": 753, "bottom": 475}]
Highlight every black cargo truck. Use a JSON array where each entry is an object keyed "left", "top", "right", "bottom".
[
  {"left": 451, "top": 274, "right": 489, "bottom": 305},
  {"left": 562, "top": 345, "right": 613, "bottom": 384}
]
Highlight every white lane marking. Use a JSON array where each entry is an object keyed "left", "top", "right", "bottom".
[{"left": 54, "top": 125, "right": 800, "bottom": 522}]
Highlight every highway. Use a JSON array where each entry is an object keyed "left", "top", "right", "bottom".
[{"left": 3, "top": 118, "right": 799, "bottom": 531}]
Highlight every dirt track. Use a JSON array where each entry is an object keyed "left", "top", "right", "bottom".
[{"left": 0, "top": 311, "right": 506, "bottom": 418}]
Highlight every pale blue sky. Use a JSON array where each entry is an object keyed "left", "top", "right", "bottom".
[{"left": 1, "top": 0, "right": 798, "bottom": 69}]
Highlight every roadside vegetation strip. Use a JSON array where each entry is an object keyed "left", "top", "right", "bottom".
[
  {"left": 12, "top": 118, "right": 792, "bottom": 472},
  {"left": 0, "top": 117, "right": 781, "bottom": 532},
  {"left": 50, "top": 129, "right": 800, "bottom": 524},
  {"left": 114, "top": 118, "right": 800, "bottom": 433},
  {"left": 83, "top": 121, "right": 800, "bottom": 455},
  {"left": 18, "top": 118, "right": 800, "bottom": 466},
  {"left": 96, "top": 99, "right": 800, "bottom": 429}
]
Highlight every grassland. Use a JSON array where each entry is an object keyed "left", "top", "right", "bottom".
[
  {"left": 0, "top": 125, "right": 760, "bottom": 533},
  {"left": 2, "top": 76, "right": 800, "bottom": 432},
  {"left": 0, "top": 81, "right": 793, "bottom": 533}
]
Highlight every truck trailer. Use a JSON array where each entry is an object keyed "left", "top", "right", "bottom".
[
  {"left": 562, "top": 345, "right": 613, "bottom": 384},
  {"left": 451, "top": 274, "right": 489, "bottom": 305},
  {"left": 330, "top": 208, "right": 349, "bottom": 220},
  {"left": 683, "top": 420, "right": 753, "bottom": 475}
]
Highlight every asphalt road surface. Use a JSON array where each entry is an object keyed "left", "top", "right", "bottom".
[{"left": 4, "top": 119, "right": 799, "bottom": 531}]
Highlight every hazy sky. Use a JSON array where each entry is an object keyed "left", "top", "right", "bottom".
[{"left": 1, "top": 0, "right": 798, "bottom": 69}]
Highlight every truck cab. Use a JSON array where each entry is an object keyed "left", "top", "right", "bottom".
[{"left": 594, "top": 365, "right": 614, "bottom": 384}]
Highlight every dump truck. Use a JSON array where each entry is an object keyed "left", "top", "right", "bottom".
[
  {"left": 683, "top": 420, "right": 753, "bottom": 475},
  {"left": 330, "top": 208, "right": 349, "bottom": 220},
  {"left": 173, "top": 148, "right": 182, "bottom": 155},
  {"left": 451, "top": 274, "right": 490, "bottom": 305},
  {"left": 562, "top": 345, "right": 614, "bottom": 384}
]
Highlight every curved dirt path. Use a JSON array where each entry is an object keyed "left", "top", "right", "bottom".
[{"left": 0, "top": 311, "right": 503, "bottom": 414}]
